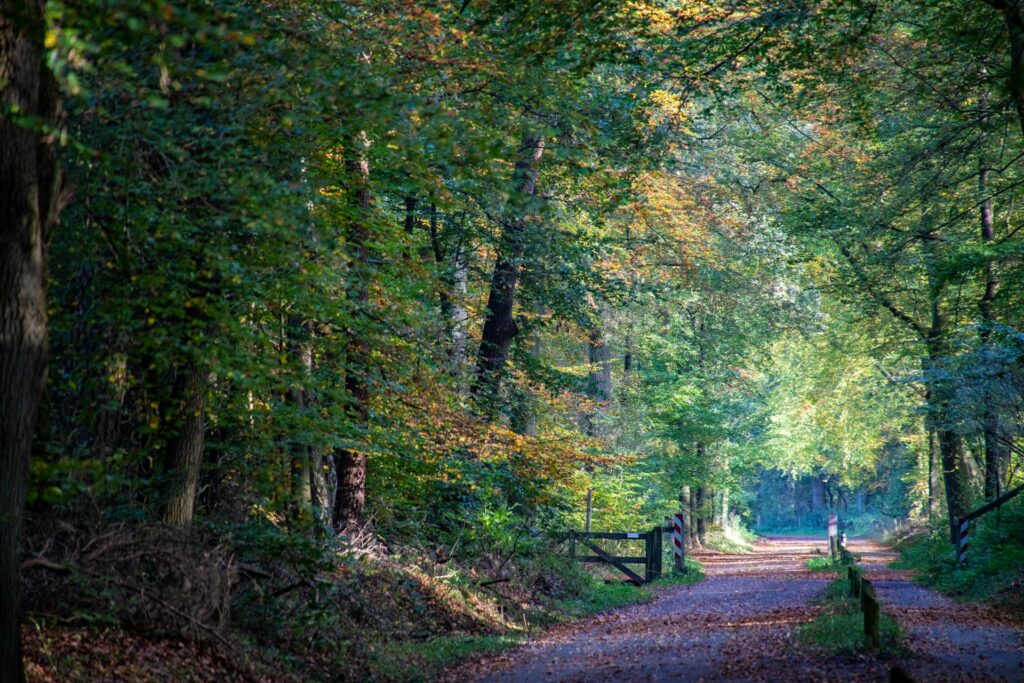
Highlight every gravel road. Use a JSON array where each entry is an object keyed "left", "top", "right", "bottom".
[{"left": 446, "top": 536, "right": 1024, "bottom": 682}]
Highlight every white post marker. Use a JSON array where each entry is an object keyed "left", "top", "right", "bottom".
[
  {"left": 840, "top": 531, "right": 847, "bottom": 548},
  {"left": 957, "top": 518, "right": 970, "bottom": 566},
  {"left": 672, "top": 512, "right": 685, "bottom": 572}
]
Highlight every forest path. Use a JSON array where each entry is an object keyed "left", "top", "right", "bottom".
[{"left": 445, "top": 536, "right": 1024, "bottom": 682}]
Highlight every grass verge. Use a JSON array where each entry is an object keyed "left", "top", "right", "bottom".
[
  {"left": 891, "top": 501, "right": 1024, "bottom": 619},
  {"left": 798, "top": 578, "right": 901, "bottom": 653},
  {"left": 367, "top": 634, "right": 523, "bottom": 682}
]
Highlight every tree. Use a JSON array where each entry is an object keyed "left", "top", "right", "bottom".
[{"left": 1, "top": 1, "right": 66, "bottom": 678}]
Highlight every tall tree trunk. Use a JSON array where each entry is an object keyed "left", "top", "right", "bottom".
[
  {"left": 922, "top": 229, "right": 970, "bottom": 542},
  {"left": 1, "top": 5, "right": 64, "bottom": 677},
  {"left": 694, "top": 484, "right": 708, "bottom": 545},
  {"left": 987, "top": 1, "right": 1024, "bottom": 138},
  {"left": 472, "top": 135, "right": 544, "bottom": 398},
  {"left": 721, "top": 489, "right": 729, "bottom": 530},
  {"left": 978, "top": 158, "right": 1006, "bottom": 499},
  {"left": 925, "top": 357, "right": 970, "bottom": 543},
  {"left": 449, "top": 231, "right": 469, "bottom": 386},
  {"left": 927, "top": 427, "right": 943, "bottom": 518},
  {"left": 163, "top": 363, "right": 210, "bottom": 526},
  {"left": 288, "top": 329, "right": 312, "bottom": 518},
  {"left": 333, "top": 131, "right": 372, "bottom": 533},
  {"left": 680, "top": 485, "right": 692, "bottom": 548}
]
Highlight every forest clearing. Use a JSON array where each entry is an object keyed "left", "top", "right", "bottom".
[{"left": 2, "top": 1, "right": 1024, "bottom": 681}]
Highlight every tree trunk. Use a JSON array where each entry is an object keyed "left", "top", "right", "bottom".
[
  {"left": 695, "top": 485, "right": 708, "bottom": 545},
  {"left": 163, "top": 363, "right": 210, "bottom": 526},
  {"left": 689, "top": 486, "right": 702, "bottom": 548},
  {"left": 450, "top": 233, "right": 469, "bottom": 386},
  {"left": 978, "top": 158, "right": 1006, "bottom": 500},
  {"left": 289, "top": 332, "right": 312, "bottom": 518},
  {"left": 992, "top": 2, "right": 1024, "bottom": 138},
  {"left": 926, "top": 428, "right": 941, "bottom": 518},
  {"left": 721, "top": 489, "right": 729, "bottom": 530},
  {"left": 472, "top": 135, "right": 544, "bottom": 397},
  {"left": 333, "top": 131, "right": 372, "bottom": 532},
  {"left": 680, "top": 485, "right": 692, "bottom": 548},
  {"left": 1, "top": 6, "right": 64, "bottom": 677}
]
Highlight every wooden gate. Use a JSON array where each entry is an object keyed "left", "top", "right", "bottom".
[{"left": 565, "top": 527, "right": 663, "bottom": 586}]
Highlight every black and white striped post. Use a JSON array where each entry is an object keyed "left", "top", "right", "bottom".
[
  {"left": 672, "top": 512, "right": 686, "bottom": 572},
  {"left": 956, "top": 518, "right": 970, "bottom": 567}
]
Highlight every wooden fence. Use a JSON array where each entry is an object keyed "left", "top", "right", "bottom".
[
  {"left": 564, "top": 525, "right": 667, "bottom": 586},
  {"left": 956, "top": 482, "right": 1024, "bottom": 566},
  {"left": 847, "top": 566, "right": 881, "bottom": 648}
]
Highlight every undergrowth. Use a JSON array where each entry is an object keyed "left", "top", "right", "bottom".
[
  {"left": 892, "top": 498, "right": 1024, "bottom": 619},
  {"left": 22, "top": 518, "right": 706, "bottom": 682}
]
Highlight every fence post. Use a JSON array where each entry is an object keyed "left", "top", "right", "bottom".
[
  {"left": 956, "top": 518, "right": 969, "bottom": 567},
  {"left": 672, "top": 512, "right": 686, "bottom": 572},
  {"left": 861, "top": 578, "right": 880, "bottom": 648},
  {"left": 848, "top": 567, "right": 861, "bottom": 598},
  {"left": 644, "top": 531, "right": 653, "bottom": 582},
  {"left": 653, "top": 525, "right": 663, "bottom": 579}
]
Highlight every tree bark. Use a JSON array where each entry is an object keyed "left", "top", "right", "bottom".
[
  {"left": 978, "top": 159, "right": 1006, "bottom": 499},
  {"left": 472, "top": 135, "right": 544, "bottom": 398},
  {"left": 680, "top": 485, "right": 692, "bottom": 548},
  {"left": 1, "top": 4, "right": 64, "bottom": 678},
  {"left": 162, "top": 363, "right": 210, "bottom": 526},
  {"left": 694, "top": 484, "right": 708, "bottom": 545},
  {"left": 927, "top": 427, "right": 942, "bottom": 518},
  {"left": 333, "top": 131, "right": 372, "bottom": 533},
  {"left": 288, "top": 329, "right": 312, "bottom": 518}
]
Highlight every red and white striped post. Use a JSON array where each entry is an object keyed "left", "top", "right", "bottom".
[
  {"left": 957, "top": 518, "right": 969, "bottom": 566},
  {"left": 672, "top": 512, "right": 686, "bottom": 572}
]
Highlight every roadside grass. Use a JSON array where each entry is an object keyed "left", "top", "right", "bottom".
[
  {"left": 799, "top": 578, "right": 901, "bottom": 654},
  {"left": 556, "top": 555, "right": 704, "bottom": 618},
  {"left": 703, "top": 526, "right": 756, "bottom": 553},
  {"left": 891, "top": 501, "right": 1024, "bottom": 619},
  {"left": 805, "top": 555, "right": 842, "bottom": 572},
  {"left": 367, "top": 634, "right": 523, "bottom": 682}
]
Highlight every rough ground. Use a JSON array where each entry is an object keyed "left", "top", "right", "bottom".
[{"left": 445, "top": 536, "right": 1024, "bottom": 682}]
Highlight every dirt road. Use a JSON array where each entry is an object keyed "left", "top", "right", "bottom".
[{"left": 447, "top": 536, "right": 1024, "bottom": 682}]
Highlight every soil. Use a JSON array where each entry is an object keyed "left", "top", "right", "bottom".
[{"left": 445, "top": 536, "right": 1024, "bottom": 682}]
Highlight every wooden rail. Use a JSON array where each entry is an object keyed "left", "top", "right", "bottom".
[
  {"left": 847, "top": 566, "right": 880, "bottom": 648},
  {"left": 563, "top": 526, "right": 664, "bottom": 585},
  {"left": 956, "top": 482, "right": 1024, "bottom": 566},
  {"left": 962, "top": 482, "right": 1024, "bottom": 523}
]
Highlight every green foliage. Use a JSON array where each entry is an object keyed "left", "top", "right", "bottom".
[
  {"left": 805, "top": 556, "right": 841, "bottom": 573},
  {"left": 893, "top": 501, "right": 1024, "bottom": 616}
]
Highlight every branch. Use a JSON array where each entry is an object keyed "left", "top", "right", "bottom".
[{"left": 835, "top": 241, "right": 927, "bottom": 338}]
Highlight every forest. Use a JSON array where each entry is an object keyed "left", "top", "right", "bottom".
[{"left": 2, "top": 1, "right": 1023, "bottom": 681}]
